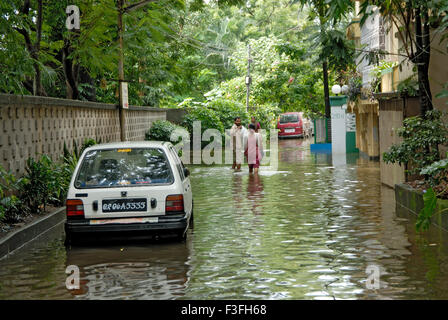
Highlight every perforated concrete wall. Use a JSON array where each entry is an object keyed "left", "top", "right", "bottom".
[{"left": 0, "top": 94, "right": 166, "bottom": 175}]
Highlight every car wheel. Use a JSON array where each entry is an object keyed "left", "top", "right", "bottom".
[
  {"left": 177, "top": 230, "right": 187, "bottom": 242},
  {"left": 64, "top": 233, "right": 72, "bottom": 246}
]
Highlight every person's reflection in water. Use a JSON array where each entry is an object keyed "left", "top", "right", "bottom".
[
  {"left": 247, "top": 174, "right": 264, "bottom": 215},
  {"left": 232, "top": 173, "right": 244, "bottom": 215}
]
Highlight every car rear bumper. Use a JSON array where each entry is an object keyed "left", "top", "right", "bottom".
[
  {"left": 65, "top": 215, "right": 188, "bottom": 238},
  {"left": 278, "top": 133, "right": 303, "bottom": 138}
]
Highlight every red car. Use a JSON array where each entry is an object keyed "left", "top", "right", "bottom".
[{"left": 277, "top": 112, "right": 304, "bottom": 138}]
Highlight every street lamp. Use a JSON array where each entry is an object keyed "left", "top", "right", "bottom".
[
  {"left": 341, "top": 85, "right": 348, "bottom": 94},
  {"left": 331, "top": 84, "right": 342, "bottom": 95}
]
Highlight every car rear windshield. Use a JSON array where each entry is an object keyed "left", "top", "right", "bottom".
[
  {"left": 280, "top": 114, "right": 299, "bottom": 124},
  {"left": 74, "top": 148, "right": 174, "bottom": 189}
]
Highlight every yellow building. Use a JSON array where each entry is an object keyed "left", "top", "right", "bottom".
[{"left": 346, "top": 2, "right": 448, "bottom": 187}]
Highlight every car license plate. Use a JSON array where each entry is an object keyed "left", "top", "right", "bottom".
[
  {"left": 102, "top": 198, "right": 147, "bottom": 212},
  {"left": 285, "top": 128, "right": 295, "bottom": 133},
  {"left": 90, "top": 217, "right": 158, "bottom": 225}
]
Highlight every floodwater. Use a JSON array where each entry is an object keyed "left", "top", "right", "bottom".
[{"left": 2, "top": 138, "right": 448, "bottom": 299}]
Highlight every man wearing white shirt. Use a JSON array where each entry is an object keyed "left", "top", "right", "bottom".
[{"left": 230, "top": 117, "right": 246, "bottom": 171}]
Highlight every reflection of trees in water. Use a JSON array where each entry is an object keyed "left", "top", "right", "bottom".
[{"left": 278, "top": 139, "right": 307, "bottom": 163}]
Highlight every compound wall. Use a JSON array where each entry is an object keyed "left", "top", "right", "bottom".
[{"left": 0, "top": 94, "right": 166, "bottom": 175}]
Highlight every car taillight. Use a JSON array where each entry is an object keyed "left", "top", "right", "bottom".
[
  {"left": 66, "top": 199, "right": 84, "bottom": 218},
  {"left": 165, "top": 194, "right": 184, "bottom": 214}
]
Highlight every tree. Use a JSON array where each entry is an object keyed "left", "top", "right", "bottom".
[
  {"left": 292, "top": 0, "right": 355, "bottom": 141},
  {"left": 356, "top": 0, "right": 447, "bottom": 117},
  {"left": 3, "top": 0, "right": 45, "bottom": 95}
]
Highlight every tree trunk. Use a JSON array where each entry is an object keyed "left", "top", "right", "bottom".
[
  {"left": 16, "top": 0, "right": 45, "bottom": 96},
  {"left": 414, "top": 6, "right": 433, "bottom": 117},
  {"left": 34, "top": 0, "right": 43, "bottom": 96},
  {"left": 79, "top": 67, "right": 96, "bottom": 101},
  {"left": 322, "top": 60, "right": 331, "bottom": 142},
  {"left": 62, "top": 42, "right": 80, "bottom": 100}
]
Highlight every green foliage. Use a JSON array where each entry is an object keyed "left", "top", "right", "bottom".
[
  {"left": 21, "top": 155, "right": 58, "bottom": 214},
  {"left": 398, "top": 76, "right": 419, "bottom": 97},
  {"left": 0, "top": 165, "right": 26, "bottom": 223},
  {"left": 0, "top": 0, "right": 355, "bottom": 117},
  {"left": 436, "top": 82, "right": 448, "bottom": 102},
  {"left": 416, "top": 187, "right": 438, "bottom": 232},
  {"left": 346, "top": 72, "right": 362, "bottom": 103},
  {"left": 369, "top": 60, "right": 398, "bottom": 94},
  {"left": 179, "top": 93, "right": 278, "bottom": 134},
  {"left": 420, "top": 156, "right": 448, "bottom": 185},
  {"left": 207, "top": 98, "right": 249, "bottom": 130},
  {"left": 251, "top": 103, "right": 281, "bottom": 130},
  {"left": 181, "top": 100, "right": 225, "bottom": 135},
  {"left": 20, "top": 138, "right": 99, "bottom": 214},
  {"left": 145, "top": 120, "right": 186, "bottom": 143},
  {"left": 0, "top": 138, "right": 100, "bottom": 227},
  {"left": 312, "top": 28, "right": 356, "bottom": 73},
  {"left": 64, "top": 138, "right": 98, "bottom": 172},
  {"left": 383, "top": 110, "right": 448, "bottom": 175}
]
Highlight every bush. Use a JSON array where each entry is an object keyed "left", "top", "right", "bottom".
[
  {"left": 1, "top": 138, "right": 100, "bottom": 225},
  {"left": 207, "top": 98, "right": 249, "bottom": 130},
  {"left": 20, "top": 155, "right": 63, "bottom": 213},
  {"left": 145, "top": 120, "right": 185, "bottom": 143},
  {"left": 420, "top": 156, "right": 448, "bottom": 190},
  {"left": 383, "top": 110, "right": 448, "bottom": 175},
  {"left": 181, "top": 104, "right": 224, "bottom": 135},
  {"left": 0, "top": 165, "right": 26, "bottom": 223}
]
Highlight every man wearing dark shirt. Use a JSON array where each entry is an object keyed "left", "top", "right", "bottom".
[{"left": 250, "top": 116, "right": 261, "bottom": 133}]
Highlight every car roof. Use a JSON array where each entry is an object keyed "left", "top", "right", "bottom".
[{"left": 83, "top": 141, "right": 173, "bottom": 152}]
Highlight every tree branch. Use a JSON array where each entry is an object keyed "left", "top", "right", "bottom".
[{"left": 124, "top": 0, "right": 157, "bottom": 13}]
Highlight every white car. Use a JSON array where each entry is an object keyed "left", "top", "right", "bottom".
[{"left": 64, "top": 141, "right": 193, "bottom": 244}]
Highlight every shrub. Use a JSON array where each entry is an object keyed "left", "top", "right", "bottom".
[
  {"left": 347, "top": 73, "right": 362, "bottom": 103},
  {"left": 63, "top": 138, "right": 99, "bottom": 170},
  {"left": 145, "top": 120, "right": 185, "bottom": 143},
  {"left": 0, "top": 165, "right": 26, "bottom": 223},
  {"left": 181, "top": 104, "right": 224, "bottom": 135},
  {"left": 383, "top": 110, "right": 448, "bottom": 175},
  {"left": 397, "top": 76, "right": 419, "bottom": 97},
  {"left": 20, "top": 155, "right": 60, "bottom": 214},
  {"left": 420, "top": 155, "right": 448, "bottom": 191},
  {"left": 207, "top": 98, "right": 249, "bottom": 130}
]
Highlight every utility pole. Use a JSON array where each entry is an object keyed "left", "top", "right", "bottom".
[
  {"left": 245, "top": 43, "right": 252, "bottom": 112},
  {"left": 117, "top": 0, "right": 126, "bottom": 142},
  {"left": 116, "top": 0, "right": 154, "bottom": 142}
]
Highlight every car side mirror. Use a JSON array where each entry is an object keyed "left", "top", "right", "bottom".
[{"left": 183, "top": 167, "right": 190, "bottom": 178}]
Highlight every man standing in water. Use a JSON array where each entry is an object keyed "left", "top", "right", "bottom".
[{"left": 230, "top": 117, "right": 246, "bottom": 171}]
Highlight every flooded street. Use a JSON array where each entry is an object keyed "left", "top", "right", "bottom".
[{"left": 2, "top": 138, "right": 448, "bottom": 299}]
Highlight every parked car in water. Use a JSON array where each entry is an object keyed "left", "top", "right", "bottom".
[
  {"left": 277, "top": 112, "right": 304, "bottom": 138},
  {"left": 64, "top": 141, "right": 193, "bottom": 244},
  {"left": 277, "top": 112, "right": 313, "bottom": 139}
]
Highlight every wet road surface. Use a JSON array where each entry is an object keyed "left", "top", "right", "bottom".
[{"left": 1, "top": 138, "right": 448, "bottom": 299}]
